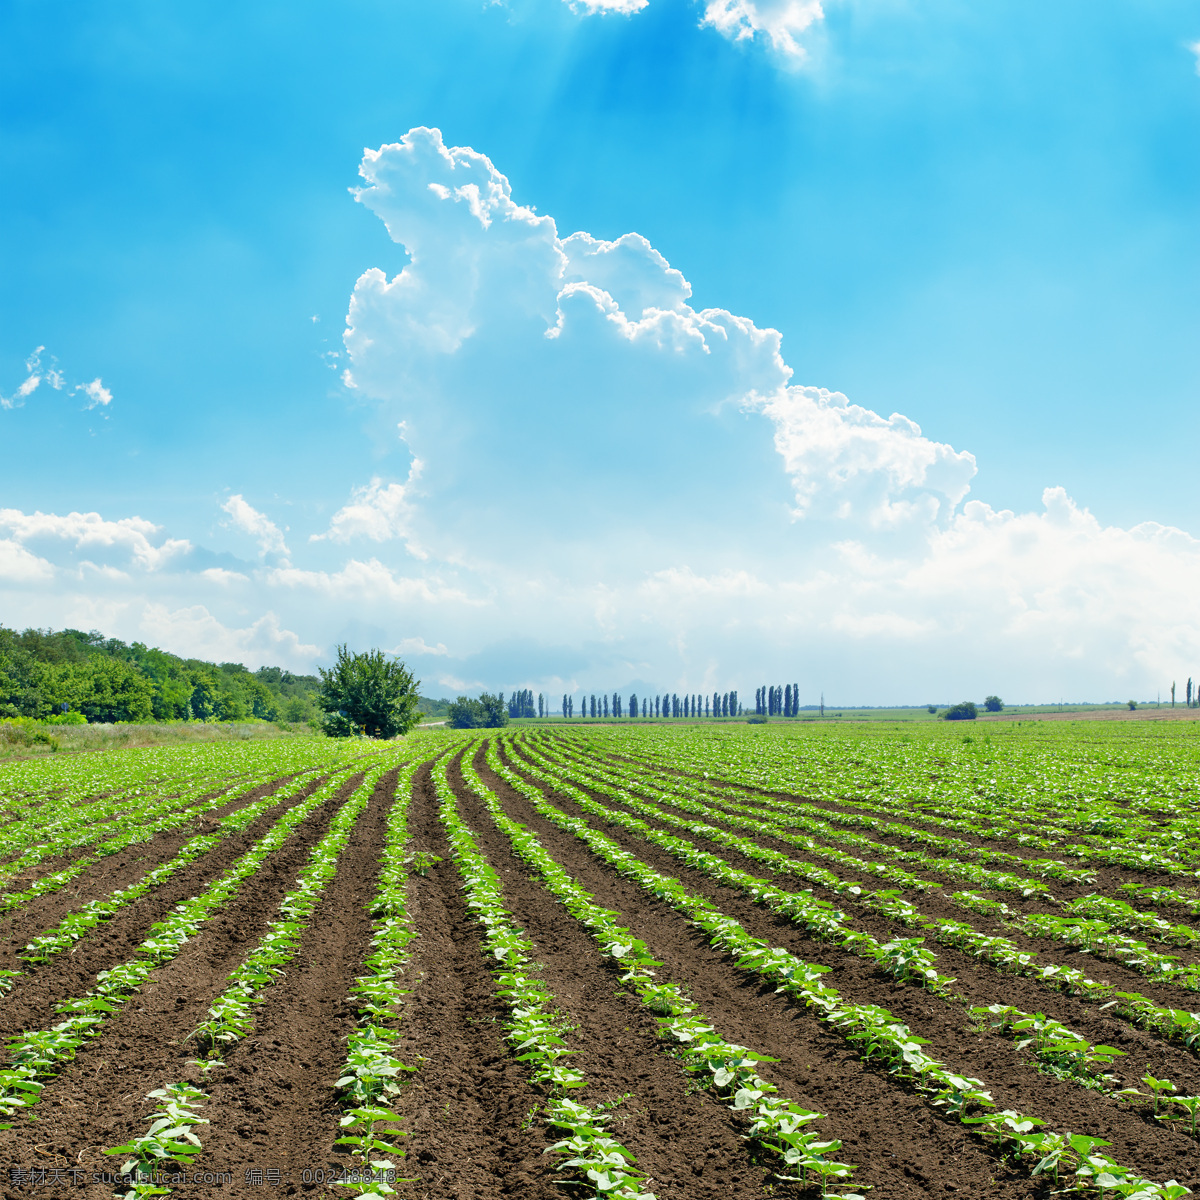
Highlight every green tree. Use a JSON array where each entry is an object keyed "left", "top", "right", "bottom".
[
  {"left": 317, "top": 645, "right": 420, "bottom": 738},
  {"left": 983, "top": 695, "right": 1004, "bottom": 712},
  {"left": 943, "top": 701, "right": 978, "bottom": 721},
  {"left": 447, "top": 691, "right": 508, "bottom": 729},
  {"left": 69, "top": 657, "right": 154, "bottom": 723}
]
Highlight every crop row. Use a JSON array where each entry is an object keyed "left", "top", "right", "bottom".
[
  {"left": 14, "top": 783, "right": 298, "bottom": 972},
  {"left": 572, "top": 727, "right": 1200, "bottom": 878},
  {"left": 516, "top": 737, "right": 1200, "bottom": 1058},
  {"left": 539, "top": 737, "right": 1061, "bottom": 897},
  {"left": 0, "top": 764, "right": 360, "bottom": 1125},
  {"left": 430, "top": 755, "right": 656, "bottom": 1200},
  {"left": 488, "top": 738, "right": 1189, "bottom": 1198},
  {"left": 190, "top": 759, "right": 398, "bottom": 1065},
  {"left": 331, "top": 748, "right": 446, "bottom": 1198},
  {"left": 528, "top": 738, "right": 1200, "bottom": 994},
  {"left": 459, "top": 749, "right": 863, "bottom": 1198}
]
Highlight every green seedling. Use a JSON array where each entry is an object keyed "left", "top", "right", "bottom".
[
  {"left": 404, "top": 850, "right": 442, "bottom": 877},
  {"left": 1173, "top": 1095, "right": 1200, "bottom": 1138},
  {"left": 103, "top": 1082, "right": 208, "bottom": 1200}
]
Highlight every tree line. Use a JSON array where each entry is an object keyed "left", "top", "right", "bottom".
[
  {"left": 756, "top": 684, "right": 800, "bottom": 716},
  {"left": 0, "top": 625, "right": 443, "bottom": 728},
  {"left": 559, "top": 691, "right": 743, "bottom": 719},
  {"left": 0, "top": 625, "right": 323, "bottom": 724}
]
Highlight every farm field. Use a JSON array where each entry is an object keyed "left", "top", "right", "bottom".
[{"left": 0, "top": 724, "right": 1198, "bottom": 1198}]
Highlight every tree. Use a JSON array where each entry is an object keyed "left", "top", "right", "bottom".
[
  {"left": 317, "top": 644, "right": 420, "bottom": 738},
  {"left": 629, "top": 692, "right": 638, "bottom": 718},
  {"left": 942, "top": 701, "right": 978, "bottom": 721},
  {"left": 71, "top": 657, "right": 154, "bottom": 724},
  {"left": 983, "top": 695, "right": 1003, "bottom": 712},
  {"left": 448, "top": 692, "right": 508, "bottom": 728}
]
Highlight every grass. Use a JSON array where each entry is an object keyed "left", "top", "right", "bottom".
[{"left": 0, "top": 718, "right": 315, "bottom": 761}]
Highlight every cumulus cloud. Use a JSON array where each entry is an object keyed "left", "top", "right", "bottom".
[
  {"left": 344, "top": 127, "right": 959, "bottom": 553},
  {"left": 0, "top": 538, "right": 55, "bottom": 584},
  {"left": 311, "top": 459, "right": 425, "bottom": 555},
  {"left": 0, "top": 508, "right": 190, "bottom": 571},
  {"left": 139, "top": 604, "right": 320, "bottom": 671},
  {"left": 757, "top": 386, "right": 977, "bottom": 524},
  {"left": 700, "top": 0, "right": 825, "bottom": 59},
  {"left": 326, "top": 126, "right": 1200, "bottom": 698},
  {"left": 1, "top": 347, "right": 114, "bottom": 412},
  {"left": 220, "top": 495, "right": 290, "bottom": 561},
  {"left": 266, "top": 557, "right": 474, "bottom": 607},
  {"left": 78, "top": 379, "right": 113, "bottom": 409},
  {"left": 558, "top": 0, "right": 824, "bottom": 57},
  {"left": 392, "top": 636, "right": 450, "bottom": 656}
]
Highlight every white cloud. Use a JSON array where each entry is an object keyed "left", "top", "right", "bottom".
[
  {"left": 326, "top": 127, "right": 1200, "bottom": 699},
  {"left": 558, "top": 0, "right": 824, "bottom": 57},
  {"left": 565, "top": 0, "right": 648, "bottom": 12},
  {"left": 392, "top": 636, "right": 450, "bottom": 656},
  {"left": 6, "top": 130, "right": 1200, "bottom": 702},
  {"left": 201, "top": 567, "right": 249, "bottom": 585},
  {"left": 311, "top": 459, "right": 425, "bottom": 555},
  {"left": 1190, "top": 40, "right": 1200, "bottom": 74},
  {"left": 756, "top": 386, "right": 977, "bottom": 524},
  {"left": 220, "top": 495, "right": 290, "bottom": 561},
  {"left": 700, "top": 0, "right": 825, "bottom": 59},
  {"left": 0, "top": 508, "right": 190, "bottom": 571},
  {"left": 266, "top": 557, "right": 474, "bottom": 606},
  {"left": 2, "top": 347, "right": 64, "bottom": 409},
  {"left": 78, "top": 378, "right": 113, "bottom": 409},
  {"left": 345, "top": 127, "right": 952, "bottom": 545},
  {"left": 139, "top": 604, "right": 321, "bottom": 672},
  {"left": 0, "top": 538, "right": 55, "bottom": 584},
  {"left": 1, "top": 348, "right": 113, "bottom": 412}
]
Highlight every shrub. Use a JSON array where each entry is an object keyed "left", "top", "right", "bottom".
[
  {"left": 942, "top": 701, "right": 978, "bottom": 721},
  {"left": 45, "top": 711, "right": 87, "bottom": 726}
]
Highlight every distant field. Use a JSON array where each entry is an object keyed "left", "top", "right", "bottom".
[{"left": 520, "top": 701, "right": 1195, "bottom": 724}]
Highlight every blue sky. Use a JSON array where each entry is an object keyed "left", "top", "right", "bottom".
[{"left": 2, "top": 0, "right": 1198, "bottom": 704}]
